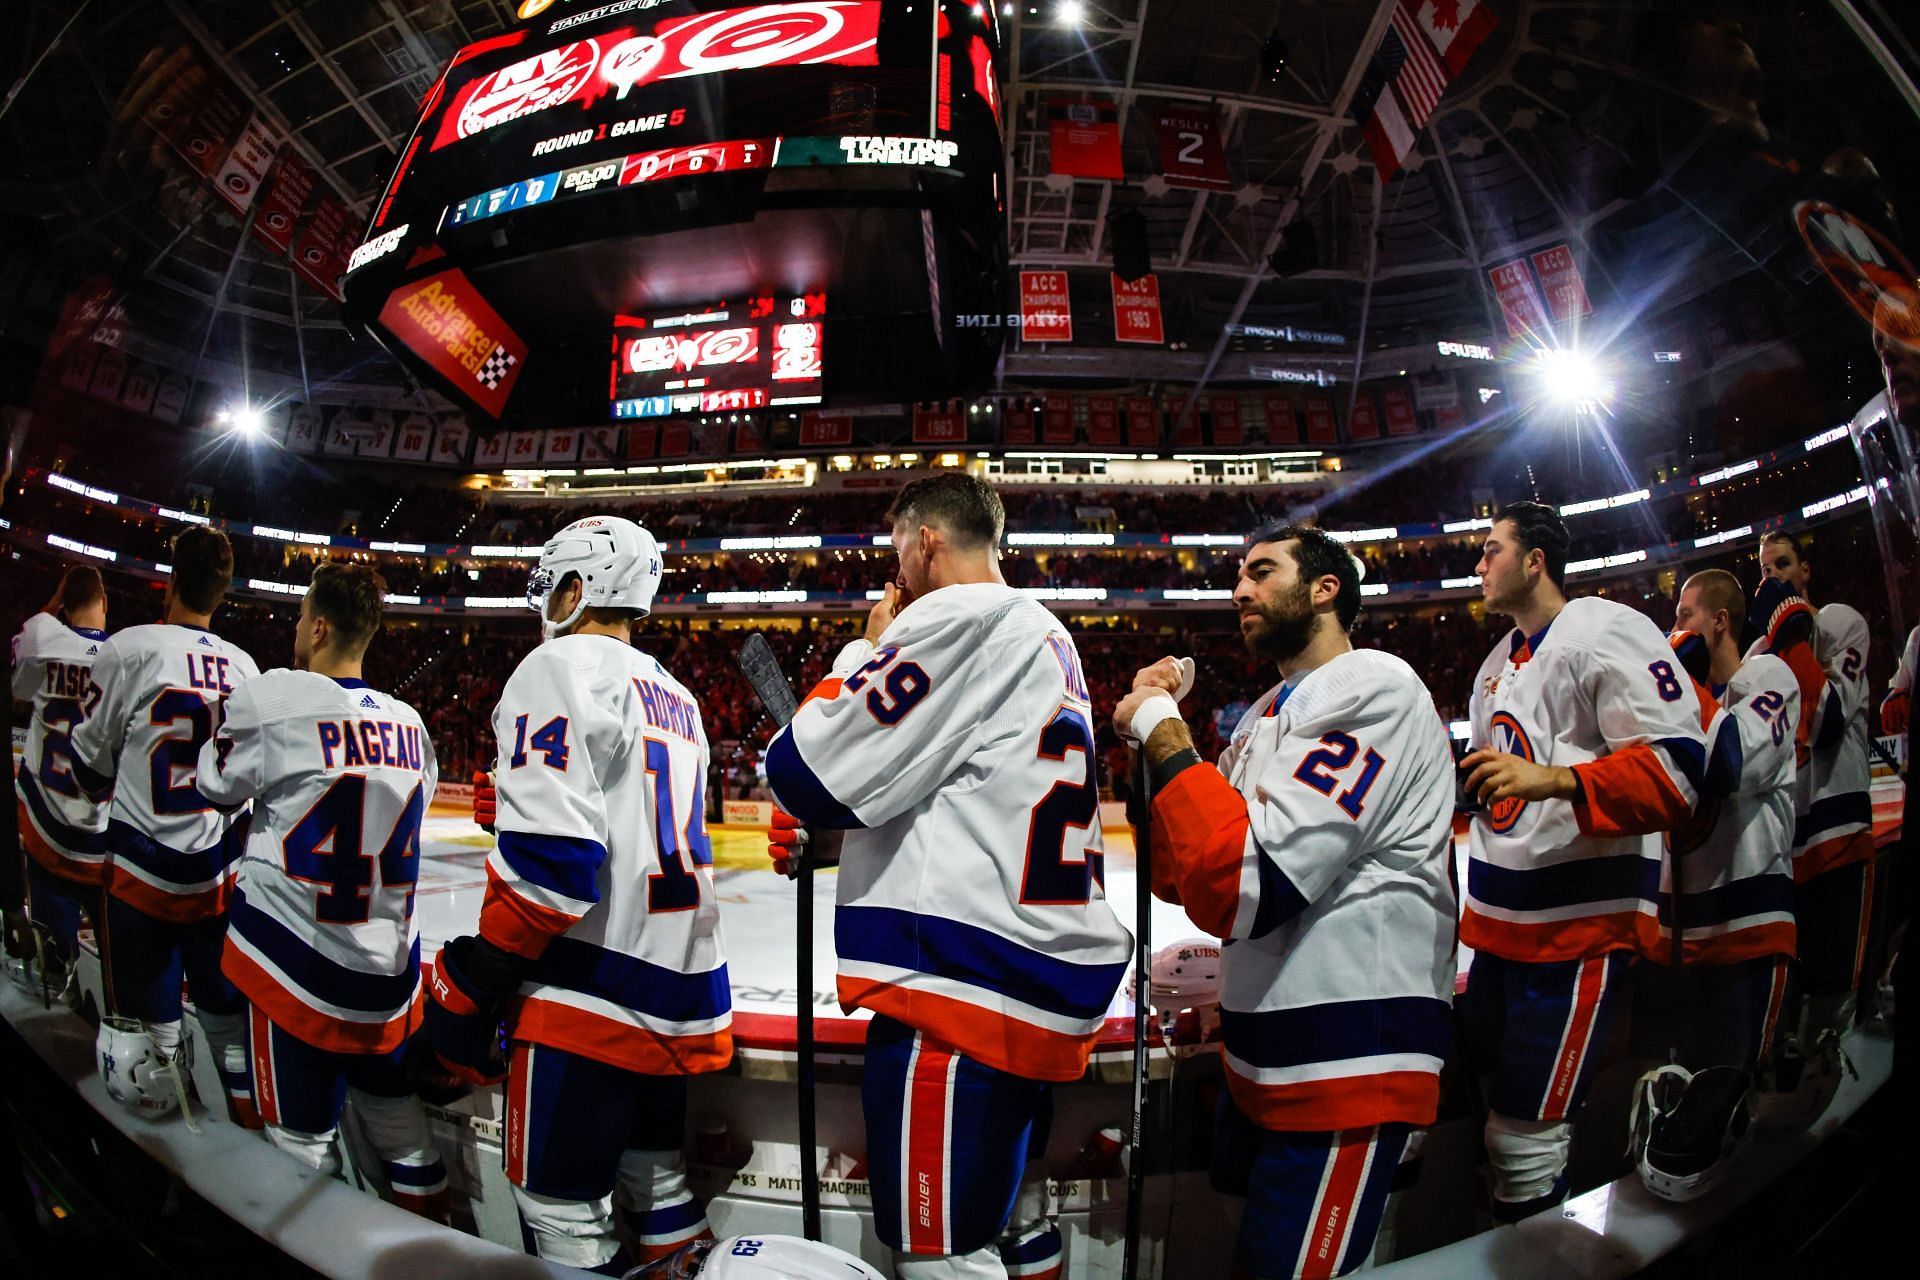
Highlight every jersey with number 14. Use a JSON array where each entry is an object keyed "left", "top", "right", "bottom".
[
  {"left": 12, "top": 612, "right": 112, "bottom": 884},
  {"left": 766, "top": 583, "right": 1134, "bottom": 1083},
  {"left": 67, "top": 623, "right": 260, "bottom": 922},
  {"left": 196, "top": 672, "right": 436, "bottom": 1054},
  {"left": 480, "top": 634, "right": 732, "bottom": 1077},
  {"left": 1463, "top": 597, "right": 1706, "bottom": 963}
]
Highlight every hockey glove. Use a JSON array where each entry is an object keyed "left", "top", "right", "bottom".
[
  {"left": 1883, "top": 689, "right": 1911, "bottom": 738},
  {"left": 1668, "top": 630, "right": 1712, "bottom": 688},
  {"left": 422, "top": 934, "right": 518, "bottom": 1086},
  {"left": 767, "top": 808, "right": 808, "bottom": 880},
  {"left": 1748, "top": 578, "right": 1815, "bottom": 656},
  {"left": 472, "top": 770, "right": 496, "bottom": 834}
]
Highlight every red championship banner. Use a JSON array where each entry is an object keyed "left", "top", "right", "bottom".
[
  {"left": 176, "top": 66, "right": 247, "bottom": 183},
  {"left": 1489, "top": 257, "right": 1550, "bottom": 339},
  {"left": 293, "top": 195, "right": 355, "bottom": 301},
  {"left": 1173, "top": 394, "right": 1203, "bottom": 446},
  {"left": 1042, "top": 394, "right": 1075, "bottom": 444},
  {"left": 1153, "top": 102, "right": 1231, "bottom": 191},
  {"left": 1530, "top": 243, "right": 1592, "bottom": 323},
  {"left": 1047, "top": 98, "right": 1124, "bottom": 179},
  {"left": 1209, "top": 395, "right": 1243, "bottom": 446},
  {"left": 1349, "top": 390, "right": 1380, "bottom": 440},
  {"left": 1384, "top": 385, "right": 1418, "bottom": 436},
  {"left": 1304, "top": 395, "right": 1338, "bottom": 443},
  {"left": 1125, "top": 395, "right": 1159, "bottom": 447},
  {"left": 1111, "top": 273, "right": 1165, "bottom": 344},
  {"left": 1264, "top": 396, "right": 1299, "bottom": 444},
  {"left": 376, "top": 267, "right": 528, "bottom": 419},
  {"left": 798, "top": 411, "right": 853, "bottom": 447},
  {"left": 661, "top": 422, "right": 691, "bottom": 455},
  {"left": 1020, "top": 271, "right": 1073, "bottom": 342},
  {"left": 913, "top": 404, "right": 966, "bottom": 445},
  {"left": 734, "top": 418, "right": 765, "bottom": 453},
  {"left": 1086, "top": 395, "right": 1120, "bottom": 445},
  {"left": 1004, "top": 404, "right": 1036, "bottom": 445},
  {"left": 252, "top": 154, "right": 315, "bottom": 256},
  {"left": 213, "top": 112, "right": 280, "bottom": 215},
  {"left": 626, "top": 423, "right": 659, "bottom": 460}
]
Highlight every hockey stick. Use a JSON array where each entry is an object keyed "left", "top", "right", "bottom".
[
  {"left": 735, "top": 634, "right": 821, "bottom": 1242},
  {"left": 1122, "top": 748, "right": 1153, "bottom": 1280}
]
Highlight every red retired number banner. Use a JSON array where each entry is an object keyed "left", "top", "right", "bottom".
[
  {"left": 377, "top": 268, "right": 527, "bottom": 419},
  {"left": 1304, "top": 396, "right": 1337, "bottom": 443},
  {"left": 1153, "top": 102, "right": 1231, "bottom": 191},
  {"left": 1209, "top": 395, "right": 1243, "bottom": 446},
  {"left": 1348, "top": 391, "right": 1380, "bottom": 440}
]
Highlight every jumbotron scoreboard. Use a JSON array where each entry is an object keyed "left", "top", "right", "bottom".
[{"left": 341, "top": 0, "right": 1007, "bottom": 426}]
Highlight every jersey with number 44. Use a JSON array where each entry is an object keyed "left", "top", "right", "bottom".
[
  {"left": 68, "top": 623, "right": 260, "bottom": 922},
  {"left": 196, "top": 671, "right": 436, "bottom": 1054},
  {"left": 12, "top": 612, "right": 112, "bottom": 884},
  {"left": 481, "top": 633, "right": 731, "bottom": 1077},
  {"left": 1463, "top": 597, "right": 1706, "bottom": 963},
  {"left": 765, "top": 583, "right": 1133, "bottom": 1083}
]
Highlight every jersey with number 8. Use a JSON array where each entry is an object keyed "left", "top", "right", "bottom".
[
  {"left": 765, "top": 583, "right": 1133, "bottom": 1082},
  {"left": 196, "top": 671, "right": 435, "bottom": 1052},
  {"left": 480, "top": 633, "right": 732, "bottom": 1076}
]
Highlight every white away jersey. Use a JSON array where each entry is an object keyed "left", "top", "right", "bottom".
[
  {"left": 1661, "top": 655, "right": 1798, "bottom": 965},
  {"left": 12, "top": 613, "right": 111, "bottom": 883},
  {"left": 1746, "top": 605, "right": 1873, "bottom": 880},
  {"left": 766, "top": 582, "right": 1133, "bottom": 1083},
  {"left": 1153, "top": 650, "right": 1457, "bottom": 1132},
  {"left": 196, "top": 671, "right": 436, "bottom": 1054},
  {"left": 480, "top": 633, "right": 731, "bottom": 1076},
  {"left": 67, "top": 623, "right": 259, "bottom": 922},
  {"left": 1463, "top": 597, "right": 1707, "bottom": 963}
]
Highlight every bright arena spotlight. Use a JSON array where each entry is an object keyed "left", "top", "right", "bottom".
[{"left": 1526, "top": 346, "right": 1614, "bottom": 413}]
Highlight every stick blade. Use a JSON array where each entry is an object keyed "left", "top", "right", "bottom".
[{"left": 737, "top": 633, "right": 801, "bottom": 727}]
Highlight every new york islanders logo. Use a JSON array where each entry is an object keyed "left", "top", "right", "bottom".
[{"left": 1485, "top": 711, "right": 1535, "bottom": 834}]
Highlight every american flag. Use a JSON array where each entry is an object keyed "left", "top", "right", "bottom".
[{"left": 1353, "top": 0, "right": 1498, "bottom": 181}]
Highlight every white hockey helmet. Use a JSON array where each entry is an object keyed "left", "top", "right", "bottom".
[
  {"left": 1634, "top": 1064, "right": 1753, "bottom": 1202},
  {"left": 526, "top": 515, "right": 663, "bottom": 637},
  {"left": 623, "top": 1234, "right": 885, "bottom": 1280},
  {"left": 96, "top": 1016, "right": 187, "bottom": 1120},
  {"left": 1132, "top": 938, "right": 1223, "bottom": 1051}
]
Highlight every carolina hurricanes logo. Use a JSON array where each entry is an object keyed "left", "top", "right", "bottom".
[
  {"left": 1485, "top": 711, "right": 1535, "bottom": 834},
  {"left": 457, "top": 39, "right": 604, "bottom": 141}
]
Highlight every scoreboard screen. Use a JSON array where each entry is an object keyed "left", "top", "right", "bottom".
[
  {"left": 341, "top": 0, "right": 1008, "bottom": 425},
  {"left": 612, "top": 292, "right": 826, "bottom": 416}
]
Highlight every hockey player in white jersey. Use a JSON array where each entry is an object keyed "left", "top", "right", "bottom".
[
  {"left": 1458, "top": 502, "right": 1707, "bottom": 1221},
  {"left": 1111, "top": 524, "right": 1456, "bottom": 1279},
  {"left": 764, "top": 474, "right": 1132, "bottom": 1280},
  {"left": 421, "top": 515, "right": 730, "bottom": 1273},
  {"left": 10, "top": 566, "right": 112, "bottom": 991},
  {"left": 68, "top": 527, "right": 261, "bottom": 1124},
  {"left": 194, "top": 563, "right": 449, "bottom": 1219},
  {"left": 1749, "top": 533, "right": 1874, "bottom": 1085},
  {"left": 1884, "top": 624, "right": 1917, "bottom": 742}
]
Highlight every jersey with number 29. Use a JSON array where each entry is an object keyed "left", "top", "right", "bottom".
[
  {"left": 480, "top": 633, "right": 732, "bottom": 1077},
  {"left": 196, "top": 671, "right": 436, "bottom": 1053},
  {"left": 67, "top": 623, "right": 260, "bottom": 922},
  {"left": 766, "top": 583, "right": 1133, "bottom": 1083}
]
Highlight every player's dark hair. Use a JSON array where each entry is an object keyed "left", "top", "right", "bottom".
[
  {"left": 1759, "top": 531, "right": 1807, "bottom": 564},
  {"left": 307, "top": 561, "right": 386, "bottom": 652},
  {"left": 170, "top": 526, "right": 234, "bottom": 614},
  {"left": 1683, "top": 568, "right": 1745, "bottom": 629},
  {"left": 886, "top": 473, "right": 1005, "bottom": 551},
  {"left": 55, "top": 566, "right": 105, "bottom": 617},
  {"left": 1246, "top": 521, "right": 1363, "bottom": 631},
  {"left": 1495, "top": 500, "right": 1570, "bottom": 589}
]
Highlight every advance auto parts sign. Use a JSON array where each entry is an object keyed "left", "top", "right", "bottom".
[
  {"left": 434, "top": 3, "right": 884, "bottom": 149},
  {"left": 377, "top": 270, "right": 529, "bottom": 419}
]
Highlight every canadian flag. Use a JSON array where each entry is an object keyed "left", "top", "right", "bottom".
[{"left": 1414, "top": 0, "right": 1498, "bottom": 74}]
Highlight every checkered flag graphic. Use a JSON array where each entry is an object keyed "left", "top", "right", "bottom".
[{"left": 477, "top": 344, "right": 517, "bottom": 390}]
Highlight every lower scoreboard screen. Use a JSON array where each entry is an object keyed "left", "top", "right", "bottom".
[{"left": 611, "top": 292, "right": 826, "bottom": 417}]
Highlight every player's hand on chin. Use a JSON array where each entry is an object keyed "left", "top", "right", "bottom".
[
  {"left": 1460, "top": 749, "right": 1578, "bottom": 806},
  {"left": 864, "top": 581, "right": 910, "bottom": 644}
]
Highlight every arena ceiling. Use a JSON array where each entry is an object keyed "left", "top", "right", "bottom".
[{"left": 3, "top": 1, "right": 1916, "bottom": 408}]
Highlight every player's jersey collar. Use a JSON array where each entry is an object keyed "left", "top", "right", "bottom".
[
  {"left": 68, "top": 625, "right": 107, "bottom": 641},
  {"left": 1509, "top": 618, "right": 1554, "bottom": 666},
  {"left": 329, "top": 676, "right": 371, "bottom": 689}
]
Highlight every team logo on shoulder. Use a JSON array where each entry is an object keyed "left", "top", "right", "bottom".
[{"left": 1485, "top": 711, "right": 1535, "bottom": 834}]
